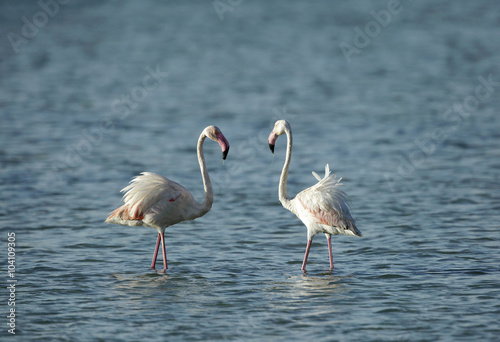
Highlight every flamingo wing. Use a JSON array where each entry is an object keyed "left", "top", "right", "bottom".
[
  {"left": 295, "top": 164, "right": 361, "bottom": 237},
  {"left": 106, "top": 172, "right": 196, "bottom": 228}
]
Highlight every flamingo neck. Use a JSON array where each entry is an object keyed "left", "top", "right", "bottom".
[
  {"left": 279, "top": 126, "right": 293, "bottom": 210},
  {"left": 197, "top": 133, "right": 213, "bottom": 214}
]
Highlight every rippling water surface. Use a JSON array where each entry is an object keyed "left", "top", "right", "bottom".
[{"left": 1, "top": 1, "right": 500, "bottom": 341}]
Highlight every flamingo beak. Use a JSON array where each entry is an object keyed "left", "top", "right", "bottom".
[
  {"left": 268, "top": 132, "right": 278, "bottom": 154},
  {"left": 269, "top": 143, "right": 275, "bottom": 154},
  {"left": 216, "top": 132, "right": 230, "bottom": 160}
]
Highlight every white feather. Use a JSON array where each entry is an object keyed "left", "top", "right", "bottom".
[
  {"left": 295, "top": 164, "right": 360, "bottom": 238},
  {"left": 312, "top": 171, "right": 322, "bottom": 182}
]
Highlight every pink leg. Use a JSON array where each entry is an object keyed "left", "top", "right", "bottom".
[
  {"left": 151, "top": 233, "right": 161, "bottom": 269},
  {"left": 301, "top": 239, "right": 312, "bottom": 272},
  {"left": 327, "top": 235, "right": 334, "bottom": 270},
  {"left": 160, "top": 232, "right": 168, "bottom": 272}
]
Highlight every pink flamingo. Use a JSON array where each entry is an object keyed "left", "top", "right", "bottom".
[
  {"left": 105, "top": 125, "right": 230, "bottom": 272},
  {"left": 268, "top": 120, "right": 361, "bottom": 272}
]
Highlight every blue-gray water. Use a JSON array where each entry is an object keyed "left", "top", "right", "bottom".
[{"left": 1, "top": 1, "right": 500, "bottom": 341}]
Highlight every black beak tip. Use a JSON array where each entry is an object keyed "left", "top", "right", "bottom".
[
  {"left": 222, "top": 148, "right": 229, "bottom": 160},
  {"left": 269, "top": 143, "right": 275, "bottom": 154}
]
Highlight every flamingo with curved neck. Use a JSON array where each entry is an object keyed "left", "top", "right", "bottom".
[
  {"left": 106, "top": 125, "right": 230, "bottom": 272},
  {"left": 269, "top": 120, "right": 361, "bottom": 272}
]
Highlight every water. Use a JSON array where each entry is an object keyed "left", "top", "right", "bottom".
[{"left": 1, "top": 0, "right": 500, "bottom": 341}]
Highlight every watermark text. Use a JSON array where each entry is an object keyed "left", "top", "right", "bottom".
[{"left": 6, "top": 232, "right": 16, "bottom": 335}]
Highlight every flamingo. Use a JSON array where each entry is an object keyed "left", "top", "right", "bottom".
[
  {"left": 105, "top": 125, "right": 230, "bottom": 272},
  {"left": 268, "top": 120, "right": 362, "bottom": 272}
]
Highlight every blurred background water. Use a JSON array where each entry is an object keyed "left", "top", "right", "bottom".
[{"left": 1, "top": 0, "right": 500, "bottom": 341}]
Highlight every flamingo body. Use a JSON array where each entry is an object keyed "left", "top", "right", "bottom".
[
  {"left": 106, "top": 172, "right": 206, "bottom": 229},
  {"left": 106, "top": 125, "right": 230, "bottom": 272},
  {"left": 269, "top": 120, "right": 361, "bottom": 272}
]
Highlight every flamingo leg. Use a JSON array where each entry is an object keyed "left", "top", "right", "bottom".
[
  {"left": 327, "top": 235, "right": 334, "bottom": 270},
  {"left": 151, "top": 233, "right": 161, "bottom": 269},
  {"left": 301, "top": 239, "right": 312, "bottom": 272},
  {"left": 160, "top": 232, "right": 168, "bottom": 271}
]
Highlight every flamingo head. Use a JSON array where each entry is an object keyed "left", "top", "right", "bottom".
[
  {"left": 205, "top": 125, "right": 230, "bottom": 160},
  {"left": 268, "top": 120, "right": 290, "bottom": 154}
]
